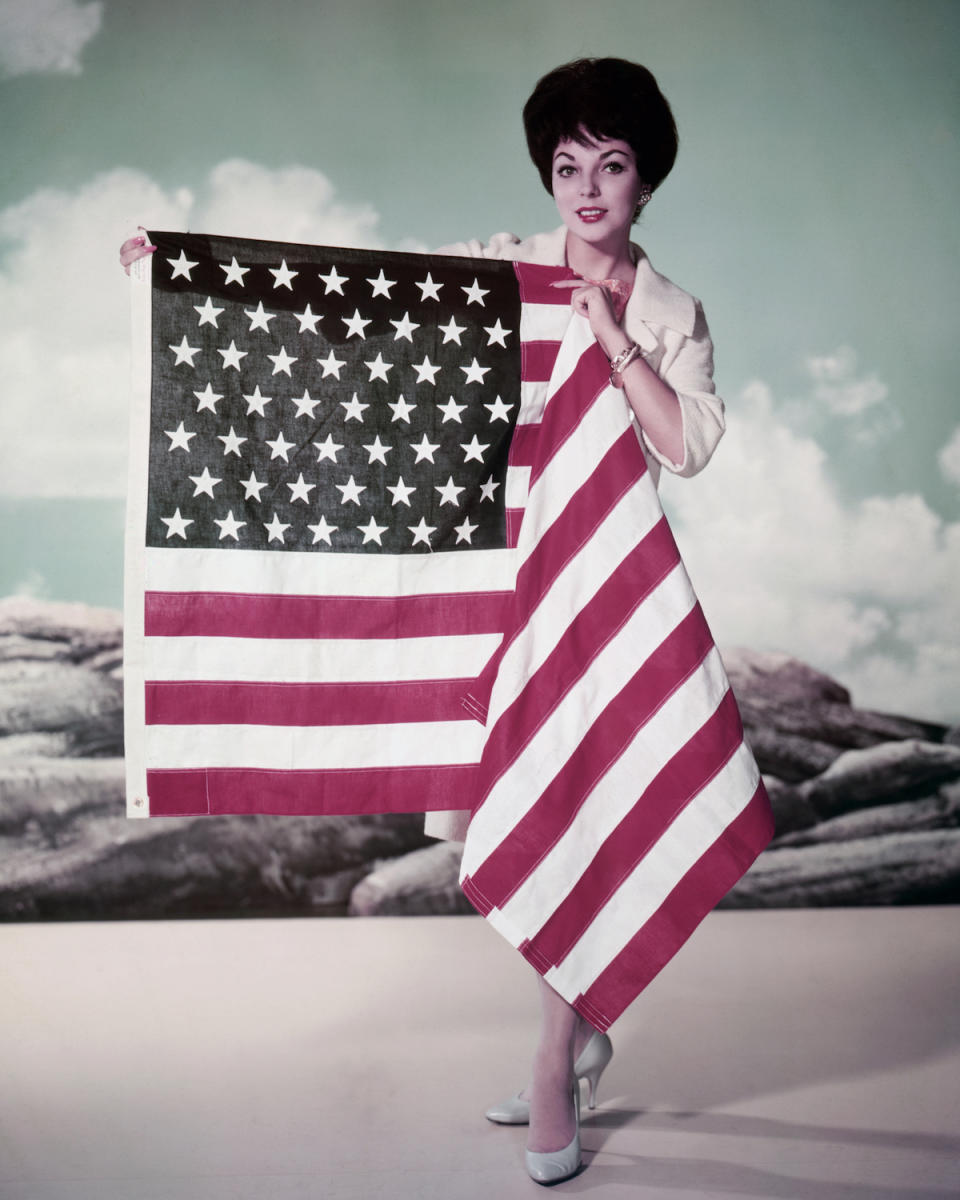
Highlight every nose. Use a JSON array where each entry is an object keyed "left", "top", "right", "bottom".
[{"left": 579, "top": 170, "right": 600, "bottom": 197}]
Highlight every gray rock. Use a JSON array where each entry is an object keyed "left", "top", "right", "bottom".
[
  {"left": 774, "top": 789, "right": 960, "bottom": 847},
  {"left": 0, "top": 660, "right": 123, "bottom": 754},
  {"left": 0, "top": 811, "right": 431, "bottom": 921},
  {"left": 722, "top": 829, "right": 960, "bottom": 907},
  {"left": 745, "top": 727, "right": 842, "bottom": 783},
  {"left": 0, "top": 596, "right": 122, "bottom": 662},
  {"left": 0, "top": 757, "right": 125, "bottom": 833},
  {"left": 348, "top": 841, "right": 473, "bottom": 916},
  {"left": 764, "top": 776, "right": 819, "bottom": 837},
  {"left": 799, "top": 739, "right": 960, "bottom": 818}
]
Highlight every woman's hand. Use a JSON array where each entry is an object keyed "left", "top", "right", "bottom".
[
  {"left": 119, "top": 230, "right": 156, "bottom": 275},
  {"left": 549, "top": 279, "right": 628, "bottom": 359}
]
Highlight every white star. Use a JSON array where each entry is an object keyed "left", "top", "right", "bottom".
[
  {"left": 336, "top": 475, "right": 366, "bottom": 506},
  {"left": 188, "top": 466, "right": 222, "bottom": 498},
  {"left": 218, "top": 339, "right": 248, "bottom": 371},
  {"left": 168, "top": 250, "right": 198, "bottom": 281},
  {"left": 244, "top": 301, "right": 275, "bottom": 332},
  {"left": 308, "top": 515, "right": 337, "bottom": 545},
  {"left": 454, "top": 516, "right": 478, "bottom": 544},
  {"left": 412, "top": 355, "right": 440, "bottom": 384},
  {"left": 409, "top": 517, "right": 436, "bottom": 547},
  {"left": 314, "top": 434, "right": 343, "bottom": 463},
  {"left": 287, "top": 473, "right": 315, "bottom": 503},
  {"left": 243, "top": 385, "right": 272, "bottom": 416},
  {"left": 264, "top": 514, "right": 290, "bottom": 542},
  {"left": 484, "top": 319, "right": 512, "bottom": 348},
  {"left": 193, "top": 383, "right": 223, "bottom": 413},
  {"left": 267, "top": 345, "right": 297, "bottom": 376},
  {"left": 367, "top": 269, "right": 396, "bottom": 298},
  {"left": 437, "top": 396, "right": 466, "bottom": 423},
  {"left": 161, "top": 508, "right": 193, "bottom": 538},
  {"left": 411, "top": 433, "right": 440, "bottom": 463},
  {"left": 415, "top": 272, "right": 442, "bottom": 301},
  {"left": 220, "top": 257, "right": 249, "bottom": 286},
  {"left": 358, "top": 516, "right": 388, "bottom": 545},
  {"left": 387, "top": 476, "right": 416, "bottom": 506},
  {"left": 362, "top": 435, "right": 391, "bottom": 465},
  {"left": 194, "top": 296, "right": 224, "bottom": 327},
  {"left": 390, "top": 312, "right": 419, "bottom": 342},
  {"left": 290, "top": 389, "right": 319, "bottom": 419},
  {"left": 342, "top": 308, "right": 372, "bottom": 339},
  {"left": 364, "top": 352, "right": 392, "bottom": 382},
  {"left": 214, "top": 510, "right": 246, "bottom": 541},
  {"left": 462, "top": 278, "right": 489, "bottom": 306},
  {"left": 266, "top": 431, "right": 296, "bottom": 461},
  {"left": 169, "top": 335, "right": 200, "bottom": 367},
  {"left": 269, "top": 259, "right": 298, "bottom": 290},
  {"left": 479, "top": 476, "right": 500, "bottom": 502},
  {"left": 319, "top": 265, "right": 347, "bottom": 295},
  {"left": 318, "top": 350, "right": 346, "bottom": 378},
  {"left": 435, "top": 476, "right": 465, "bottom": 506},
  {"left": 218, "top": 426, "right": 246, "bottom": 456},
  {"left": 164, "top": 421, "right": 195, "bottom": 452},
  {"left": 461, "top": 435, "right": 490, "bottom": 463},
  {"left": 295, "top": 303, "right": 322, "bottom": 334},
  {"left": 460, "top": 357, "right": 490, "bottom": 385},
  {"left": 388, "top": 395, "right": 417, "bottom": 423},
  {"left": 241, "top": 471, "right": 267, "bottom": 500},
  {"left": 341, "top": 393, "right": 369, "bottom": 422},
  {"left": 484, "top": 395, "right": 514, "bottom": 422},
  {"left": 438, "top": 315, "right": 466, "bottom": 345}
]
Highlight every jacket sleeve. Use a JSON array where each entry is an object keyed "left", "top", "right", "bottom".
[
  {"left": 431, "top": 232, "right": 524, "bottom": 259},
  {"left": 639, "top": 301, "right": 725, "bottom": 479}
]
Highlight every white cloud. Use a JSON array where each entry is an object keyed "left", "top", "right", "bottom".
[
  {"left": 790, "top": 344, "right": 900, "bottom": 443},
  {"left": 662, "top": 380, "right": 960, "bottom": 723},
  {"left": 938, "top": 424, "right": 960, "bottom": 487},
  {"left": 0, "top": 161, "right": 397, "bottom": 500},
  {"left": 0, "top": 0, "right": 103, "bottom": 77}
]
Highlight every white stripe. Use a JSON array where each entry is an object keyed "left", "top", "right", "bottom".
[
  {"left": 518, "top": 379, "right": 547, "bottom": 425},
  {"left": 144, "top": 632, "right": 502, "bottom": 684},
  {"left": 520, "top": 300, "right": 573, "bottom": 345},
  {"left": 505, "top": 465, "right": 530, "bottom": 510},
  {"left": 544, "top": 743, "right": 761, "bottom": 997},
  {"left": 144, "top": 544, "right": 517, "bottom": 597},
  {"left": 461, "top": 560, "right": 698, "bottom": 873},
  {"left": 497, "top": 647, "right": 731, "bottom": 927},
  {"left": 484, "top": 487, "right": 668, "bottom": 732},
  {"left": 146, "top": 717, "right": 486, "bottom": 771}
]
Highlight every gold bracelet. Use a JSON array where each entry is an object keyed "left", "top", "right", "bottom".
[{"left": 609, "top": 341, "right": 642, "bottom": 389}]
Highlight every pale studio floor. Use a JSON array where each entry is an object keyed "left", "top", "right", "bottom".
[{"left": 1, "top": 909, "right": 958, "bottom": 1200}]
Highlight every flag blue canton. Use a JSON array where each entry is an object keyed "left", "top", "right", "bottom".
[{"left": 146, "top": 233, "right": 522, "bottom": 554}]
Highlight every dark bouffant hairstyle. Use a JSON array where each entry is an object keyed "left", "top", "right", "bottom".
[{"left": 522, "top": 58, "right": 678, "bottom": 195}]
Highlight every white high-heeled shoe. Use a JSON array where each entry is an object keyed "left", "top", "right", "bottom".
[
  {"left": 484, "top": 1031, "right": 612, "bottom": 1124},
  {"left": 524, "top": 1083, "right": 582, "bottom": 1185}
]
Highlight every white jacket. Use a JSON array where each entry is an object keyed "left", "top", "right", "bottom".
[{"left": 435, "top": 226, "right": 725, "bottom": 486}]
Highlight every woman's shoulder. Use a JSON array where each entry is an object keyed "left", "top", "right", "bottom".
[{"left": 630, "top": 246, "right": 700, "bottom": 337}]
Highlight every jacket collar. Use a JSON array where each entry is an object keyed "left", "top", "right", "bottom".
[{"left": 528, "top": 226, "right": 697, "bottom": 337}]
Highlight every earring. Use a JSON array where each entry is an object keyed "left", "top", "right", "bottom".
[{"left": 633, "top": 183, "right": 653, "bottom": 221}]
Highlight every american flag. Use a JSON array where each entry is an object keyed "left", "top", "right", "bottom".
[{"left": 125, "top": 231, "right": 772, "bottom": 1023}]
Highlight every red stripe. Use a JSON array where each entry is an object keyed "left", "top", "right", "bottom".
[
  {"left": 462, "top": 601, "right": 712, "bottom": 907},
  {"left": 146, "top": 762, "right": 481, "bottom": 817},
  {"left": 521, "top": 341, "right": 560, "bottom": 382},
  {"left": 513, "top": 261, "right": 581, "bottom": 306},
  {"left": 146, "top": 678, "right": 475, "bottom": 726},
  {"left": 571, "top": 781, "right": 775, "bottom": 1032},
  {"left": 506, "top": 423, "right": 539, "bottom": 468},
  {"left": 523, "top": 687, "right": 747, "bottom": 968},
  {"left": 527, "top": 347, "right": 615, "bottom": 488},
  {"left": 144, "top": 589, "right": 508, "bottom": 639},
  {"left": 465, "top": 431, "right": 650, "bottom": 720}
]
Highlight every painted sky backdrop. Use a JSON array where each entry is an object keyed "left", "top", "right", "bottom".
[{"left": 1, "top": 0, "right": 957, "bottom": 720}]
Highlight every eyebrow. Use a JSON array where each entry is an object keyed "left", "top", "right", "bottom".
[{"left": 553, "top": 147, "right": 631, "bottom": 162}]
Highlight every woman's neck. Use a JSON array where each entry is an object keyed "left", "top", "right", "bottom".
[{"left": 563, "top": 230, "right": 636, "bottom": 282}]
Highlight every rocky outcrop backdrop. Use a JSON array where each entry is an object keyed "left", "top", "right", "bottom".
[{"left": 1, "top": 597, "right": 958, "bottom": 920}]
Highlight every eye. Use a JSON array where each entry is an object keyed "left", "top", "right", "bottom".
[
  {"left": 555, "top": 164, "right": 576, "bottom": 177},
  {"left": 603, "top": 160, "right": 626, "bottom": 174}
]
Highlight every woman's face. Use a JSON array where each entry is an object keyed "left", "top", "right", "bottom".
[{"left": 551, "top": 129, "right": 644, "bottom": 250}]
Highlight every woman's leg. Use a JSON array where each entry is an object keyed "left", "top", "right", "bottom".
[{"left": 527, "top": 976, "right": 585, "bottom": 1152}]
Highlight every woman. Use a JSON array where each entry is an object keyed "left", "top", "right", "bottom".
[{"left": 121, "top": 57, "right": 726, "bottom": 1186}]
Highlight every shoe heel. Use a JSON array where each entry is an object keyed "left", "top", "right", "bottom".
[{"left": 574, "top": 1031, "right": 613, "bottom": 1111}]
